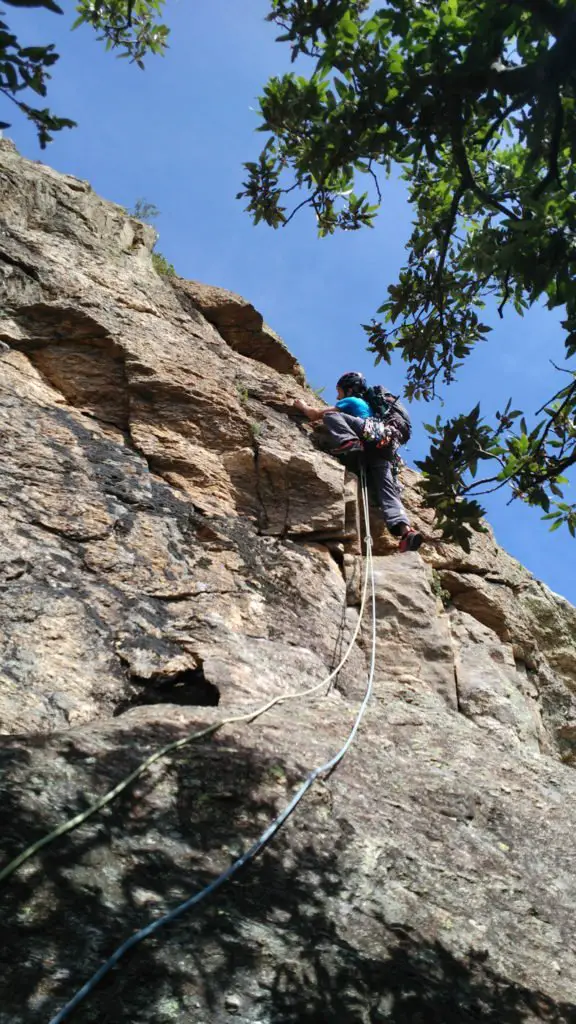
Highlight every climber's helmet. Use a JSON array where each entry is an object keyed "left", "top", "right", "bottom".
[{"left": 336, "top": 371, "right": 367, "bottom": 397}]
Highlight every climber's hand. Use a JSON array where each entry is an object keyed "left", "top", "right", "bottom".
[{"left": 292, "top": 399, "right": 325, "bottom": 422}]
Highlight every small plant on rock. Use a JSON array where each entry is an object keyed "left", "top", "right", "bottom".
[
  {"left": 431, "top": 570, "right": 452, "bottom": 609},
  {"left": 151, "top": 251, "right": 175, "bottom": 277}
]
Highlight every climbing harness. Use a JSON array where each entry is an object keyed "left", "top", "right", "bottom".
[{"left": 364, "top": 385, "right": 412, "bottom": 444}]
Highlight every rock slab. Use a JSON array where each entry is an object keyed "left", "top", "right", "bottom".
[{"left": 0, "top": 138, "right": 575, "bottom": 1024}]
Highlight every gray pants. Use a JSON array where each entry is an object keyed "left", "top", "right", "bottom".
[{"left": 323, "top": 411, "right": 409, "bottom": 534}]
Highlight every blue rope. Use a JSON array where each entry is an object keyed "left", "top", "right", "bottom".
[{"left": 48, "top": 469, "right": 376, "bottom": 1024}]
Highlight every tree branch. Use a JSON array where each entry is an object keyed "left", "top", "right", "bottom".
[
  {"left": 0, "top": 86, "right": 25, "bottom": 112},
  {"left": 533, "top": 91, "right": 564, "bottom": 198},
  {"left": 464, "top": 474, "right": 514, "bottom": 498},
  {"left": 279, "top": 181, "right": 301, "bottom": 197},
  {"left": 535, "top": 373, "right": 576, "bottom": 416},
  {"left": 481, "top": 98, "right": 524, "bottom": 150},
  {"left": 498, "top": 268, "right": 512, "bottom": 318},
  {"left": 283, "top": 195, "right": 313, "bottom": 226},
  {"left": 551, "top": 448, "right": 576, "bottom": 476},
  {"left": 531, "top": 382, "right": 576, "bottom": 459},
  {"left": 435, "top": 185, "right": 465, "bottom": 289},
  {"left": 450, "top": 117, "right": 520, "bottom": 221},
  {"left": 367, "top": 160, "right": 382, "bottom": 203}
]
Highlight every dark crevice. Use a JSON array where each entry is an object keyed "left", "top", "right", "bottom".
[
  {"left": 290, "top": 529, "right": 357, "bottom": 544},
  {"left": 114, "top": 666, "right": 220, "bottom": 716},
  {"left": 0, "top": 250, "right": 41, "bottom": 282},
  {"left": 80, "top": 409, "right": 131, "bottom": 430},
  {"left": 436, "top": 565, "right": 490, "bottom": 576},
  {"left": 453, "top": 661, "right": 464, "bottom": 716},
  {"left": 0, "top": 557, "right": 31, "bottom": 583},
  {"left": 291, "top": 537, "right": 349, "bottom": 585},
  {"left": 27, "top": 516, "right": 113, "bottom": 545},
  {"left": 148, "top": 589, "right": 237, "bottom": 602},
  {"left": 324, "top": 541, "right": 345, "bottom": 571},
  {"left": 436, "top": 564, "right": 530, "bottom": 595},
  {"left": 6, "top": 302, "right": 111, "bottom": 345}
]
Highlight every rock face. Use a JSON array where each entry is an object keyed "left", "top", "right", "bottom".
[
  {"left": 172, "top": 278, "right": 306, "bottom": 382},
  {"left": 1, "top": 138, "right": 575, "bottom": 1024}
]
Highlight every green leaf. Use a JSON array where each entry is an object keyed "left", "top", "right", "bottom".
[
  {"left": 516, "top": 433, "right": 529, "bottom": 454},
  {"left": 19, "top": 45, "right": 51, "bottom": 59},
  {"left": 336, "top": 11, "right": 358, "bottom": 43},
  {"left": 334, "top": 78, "right": 350, "bottom": 100},
  {"left": 4, "top": 62, "right": 18, "bottom": 90}
]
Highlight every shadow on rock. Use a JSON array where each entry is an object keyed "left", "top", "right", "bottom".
[
  {"left": 0, "top": 719, "right": 574, "bottom": 1024},
  {"left": 264, "top": 924, "right": 576, "bottom": 1023}
]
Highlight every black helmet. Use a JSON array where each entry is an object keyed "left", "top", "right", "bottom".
[{"left": 337, "top": 371, "right": 366, "bottom": 395}]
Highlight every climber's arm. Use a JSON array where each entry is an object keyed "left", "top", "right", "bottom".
[{"left": 292, "top": 399, "right": 337, "bottom": 421}]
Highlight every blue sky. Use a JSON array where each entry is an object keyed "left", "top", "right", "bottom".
[{"left": 4, "top": 0, "right": 575, "bottom": 602}]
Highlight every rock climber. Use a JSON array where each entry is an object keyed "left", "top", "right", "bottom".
[{"left": 293, "top": 371, "right": 423, "bottom": 553}]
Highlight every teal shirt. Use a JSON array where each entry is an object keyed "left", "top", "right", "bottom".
[{"left": 336, "top": 396, "right": 372, "bottom": 418}]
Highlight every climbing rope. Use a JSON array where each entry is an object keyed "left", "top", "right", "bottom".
[
  {"left": 46, "top": 466, "right": 377, "bottom": 1023},
  {"left": 0, "top": 470, "right": 373, "bottom": 885}
]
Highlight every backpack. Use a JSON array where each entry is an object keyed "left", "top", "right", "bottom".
[{"left": 364, "top": 385, "right": 412, "bottom": 444}]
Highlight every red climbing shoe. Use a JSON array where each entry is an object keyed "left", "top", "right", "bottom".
[
  {"left": 332, "top": 439, "right": 364, "bottom": 456},
  {"left": 331, "top": 439, "right": 365, "bottom": 471},
  {"left": 399, "top": 529, "right": 423, "bottom": 553}
]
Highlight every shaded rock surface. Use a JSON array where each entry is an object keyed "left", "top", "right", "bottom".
[{"left": 0, "top": 138, "right": 575, "bottom": 1024}]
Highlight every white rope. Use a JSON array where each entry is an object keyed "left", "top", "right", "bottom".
[{"left": 48, "top": 467, "right": 377, "bottom": 1023}]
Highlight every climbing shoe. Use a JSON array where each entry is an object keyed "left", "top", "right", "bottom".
[
  {"left": 398, "top": 529, "right": 423, "bottom": 553},
  {"left": 332, "top": 439, "right": 364, "bottom": 456},
  {"left": 331, "top": 439, "right": 364, "bottom": 471}
]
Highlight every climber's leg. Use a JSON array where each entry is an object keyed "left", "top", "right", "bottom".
[
  {"left": 322, "top": 411, "right": 364, "bottom": 454},
  {"left": 368, "top": 456, "right": 422, "bottom": 551}
]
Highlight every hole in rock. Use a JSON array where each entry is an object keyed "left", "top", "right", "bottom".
[{"left": 114, "top": 666, "right": 220, "bottom": 716}]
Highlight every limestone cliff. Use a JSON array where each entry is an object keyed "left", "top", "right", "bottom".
[{"left": 1, "top": 138, "right": 575, "bottom": 1024}]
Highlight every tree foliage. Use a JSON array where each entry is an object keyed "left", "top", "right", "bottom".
[
  {"left": 0, "top": 0, "right": 168, "bottom": 146},
  {"left": 130, "top": 196, "right": 160, "bottom": 223},
  {"left": 129, "top": 196, "right": 175, "bottom": 277},
  {"left": 239, "top": 0, "right": 576, "bottom": 549}
]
